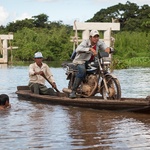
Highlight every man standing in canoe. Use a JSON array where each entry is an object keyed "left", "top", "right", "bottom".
[{"left": 28, "top": 52, "right": 58, "bottom": 95}]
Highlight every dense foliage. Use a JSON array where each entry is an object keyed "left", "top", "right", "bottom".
[
  {"left": 113, "top": 32, "right": 150, "bottom": 68},
  {"left": 87, "top": 1, "right": 150, "bottom": 32},
  {"left": 0, "top": 1, "right": 149, "bottom": 68},
  {"left": 12, "top": 26, "right": 73, "bottom": 61}
]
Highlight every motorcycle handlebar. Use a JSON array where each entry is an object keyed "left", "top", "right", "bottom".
[{"left": 110, "top": 47, "right": 114, "bottom": 53}]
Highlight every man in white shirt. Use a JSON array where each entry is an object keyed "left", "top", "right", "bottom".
[{"left": 28, "top": 52, "right": 58, "bottom": 95}]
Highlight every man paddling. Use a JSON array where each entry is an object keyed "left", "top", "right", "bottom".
[{"left": 28, "top": 52, "right": 58, "bottom": 95}]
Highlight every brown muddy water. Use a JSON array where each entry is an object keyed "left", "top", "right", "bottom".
[{"left": 0, "top": 65, "right": 150, "bottom": 150}]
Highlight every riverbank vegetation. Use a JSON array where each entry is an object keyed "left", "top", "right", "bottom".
[
  {"left": 0, "top": 1, "right": 149, "bottom": 69},
  {"left": 113, "top": 31, "right": 150, "bottom": 69}
]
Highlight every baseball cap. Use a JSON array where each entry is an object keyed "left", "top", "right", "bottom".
[
  {"left": 34, "top": 52, "right": 43, "bottom": 58},
  {"left": 90, "top": 30, "right": 99, "bottom": 37}
]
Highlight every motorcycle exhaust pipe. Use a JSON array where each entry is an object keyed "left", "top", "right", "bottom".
[{"left": 62, "top": 88, "right": 72, "bottom": 94}]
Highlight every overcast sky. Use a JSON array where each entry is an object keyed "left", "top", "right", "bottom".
[{"left": 0, "top": 0, "right": 149, "bottom": 26}]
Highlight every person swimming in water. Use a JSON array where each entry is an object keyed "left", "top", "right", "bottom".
[{"left": 0, "top": 94, "right": 11, "bottom": 110}]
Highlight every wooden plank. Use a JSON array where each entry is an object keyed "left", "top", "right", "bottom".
[
  {"left": 17, "top": 86, "right": 30, "bottom": 90},
  {"left": 0, "top": 34, "right": 13, "bottom": 40},
  {"left": 73, "top": 22, "right": 120, "bottom": 31}
]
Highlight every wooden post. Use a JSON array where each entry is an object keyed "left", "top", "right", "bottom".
[
  {"left": 82, "top": 30, "right": 90, "bottom": 40},
  {"left": 0, "top": 34, "right": 13, "bottom": 64},
  {"left": 104, "top": 28, "right": 111, "bottom": 46}
]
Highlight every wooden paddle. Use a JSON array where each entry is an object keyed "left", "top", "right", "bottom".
[{"left": 42, "top": 74, "right": 60, "bottom": 93}]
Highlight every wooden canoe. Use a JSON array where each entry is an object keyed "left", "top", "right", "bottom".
[{"left": 16, "top": 86, "right": 150, "bottom": 114}]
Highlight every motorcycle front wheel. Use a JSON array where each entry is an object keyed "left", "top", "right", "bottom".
[{"left": 100, "top": 75, "right": 121, "bottom": 100}]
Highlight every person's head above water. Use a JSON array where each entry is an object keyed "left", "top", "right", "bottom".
[
  {"left": 0, "top": 94, "right": 11, "bottom": 110},
  {"left": 0, "top": 94, "right": 9, "bottom": 105}
]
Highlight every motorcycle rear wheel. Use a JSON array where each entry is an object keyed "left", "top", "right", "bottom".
[{"left": 101, "top": 75, "right": 121, "bottom": 100}]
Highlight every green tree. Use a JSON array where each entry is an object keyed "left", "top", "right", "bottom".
[
  {"left": 12, "top": 24, "right": 73, "bottom": 61},
  {"left": 87, "top": 1, "right": 150, "bottom": 31},
  {"left": 6, "top": 19, "right": 34, "bottom": 32},
  {"left": 32, "top": 13, "right": 49, "bottom": 28}
]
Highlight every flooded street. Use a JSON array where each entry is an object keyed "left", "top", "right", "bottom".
[{"left": 0, "top": 66, "right": 150, "bottom": 150}]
